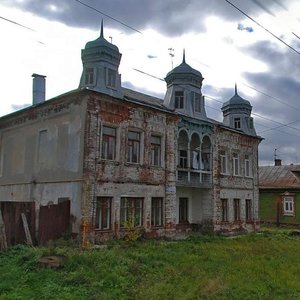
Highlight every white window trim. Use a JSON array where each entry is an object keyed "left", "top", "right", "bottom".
[
  {"left": 233, "top": 153, "right": 240, "bottom": 176},
  {"left": 245, "top": 155, "right": 252, "bottom": 177},
  {"left": 220, "top": 151, "right": 228, "bottom": 175},
  {"left": 283, "top": 196, "right": 295, "bottom": 216}
]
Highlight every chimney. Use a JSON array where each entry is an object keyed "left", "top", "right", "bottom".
[
  {"left": 275, "top": 159, "right": 282, "bottom": 166},
  {"left": 32, "top": 73, "right": 46, "bottom": 105}
]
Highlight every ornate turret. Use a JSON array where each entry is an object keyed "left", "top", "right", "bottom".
[
  {"left": 163, "top": 50, "right": 207, "bottom": 119},
  {"left": 79, "top": 20, "right": 123, "bottom": 98},
  {"left": 221, "top": 84, "right": 256, "bottom": 135}
]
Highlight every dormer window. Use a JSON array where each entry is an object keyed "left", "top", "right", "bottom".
[
  {"left": 194, "top": 92, "right": 201, "bottom": 113},
  {"left": 175, "top": 91, "right": 184, "bottom": 109},
  {"left": 107, "top": 68, "right": 116, "bottom": 88},
  {"left": 85, "top": 68, "right": 95, "bottom": 85},
  {"left": 234, "top": 117, "right": 241, "bottom": 129}
]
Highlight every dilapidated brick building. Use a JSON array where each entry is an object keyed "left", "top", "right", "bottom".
[{"left": 0, "top": 23, "right": 261, "bottom": 245}]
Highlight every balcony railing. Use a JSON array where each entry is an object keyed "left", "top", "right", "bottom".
[{"left": 176, "top": 168, "right": 212, "bottom": 187}]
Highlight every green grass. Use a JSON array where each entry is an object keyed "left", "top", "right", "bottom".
[{"left": 1, "top": 229, "right": 300, "bottom": 299}]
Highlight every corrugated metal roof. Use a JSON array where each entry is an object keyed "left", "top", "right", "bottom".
[{"left": 259, "top": 165, "right": 300, "bottom": 189}]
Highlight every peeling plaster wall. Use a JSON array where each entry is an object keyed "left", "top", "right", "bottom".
[
  {"left": 83, "top": 94, "right": 179, "bottom": 241},
  {"left": 213, "top": 126, "right": 261, "bottom": 233}
]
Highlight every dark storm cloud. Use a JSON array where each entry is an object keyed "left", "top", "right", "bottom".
[
  {"left": 1, "top": 0, "right": 295, "bottom": 35},
  {"left": 239, "top": 38, "right": 300, "bottom": 165}
]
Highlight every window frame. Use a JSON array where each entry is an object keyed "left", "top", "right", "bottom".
[
  {"left": 120, "top": 197, "right": 144, "bottom": 228},
  {"left": 245, "top": 154, "right": 251, "bottom": 177},
  {"left": 101, "top": 126, "right": 117, "bottom": 161},
  {"left": 150, "top": 135, "right": 161, "bottom": 167},
  {"left": 85, "top": 67, "right": 95, "bottom": 85},
  {"left": 174, "top": 91, "right": 184, "bottom": 109},
  {"left": 194, "top": 92, "right": 201, "bottom": 113},
  {"left": 233, "top": 198, "right": 240, "bottom": 221},
  {"left": 95, "top": 197, "right": 112, "bottom": 231},
  {"left": 220, "top": 150, "right": 228, "bottom": 175},
  {"left": 234, "top": 117, "right": 241, "bottom": 129},
  {"left": 221, "top": 198, "right": 228, "bottom": 222},
  {"left": 179, "top": 197, "right": 189, "bottom": 223},
  {"left": 151, "top": 197, "right": 163, "bottom": 227},
  {"left": 106, "top": 68, "right": 116, "bottom": 88},
  {"left": 233, "top": 153, "right": 240, "bottom": 176},
  {"left": 179, "top": 149, "right": 188, "bottom": 169},
  {"left": 245, "top": 199, "right": 252, "bottom": 221},
  {"left": 283, "top": 196, "right": 295, "bottom": 216},
  {"left": 127, "top": 130, "right": 141, "bottom": 164}
]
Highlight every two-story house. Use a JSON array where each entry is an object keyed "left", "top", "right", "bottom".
[{"left": 0, "top": 23, "right": 261, "bottom": 245}]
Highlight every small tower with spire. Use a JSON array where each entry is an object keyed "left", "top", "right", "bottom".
[
  {"left": 163, "top": 50, "right": 206, "bottom": 119},
  {"left": 79, "top": 20, "right": 123, "bottom": 98},
  {"left": 221, "top": 85, "right": 256, "bottom": 136}
]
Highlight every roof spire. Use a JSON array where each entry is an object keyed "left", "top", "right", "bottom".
[
  {"left": 100, "top": 19, "right": 104, "bottom": 38},
  {"left": 183, "top": 49, "right": 186, "bottom": 63},
  {"left": 235, "top": 83, "right": 238, "bottom": 95}
]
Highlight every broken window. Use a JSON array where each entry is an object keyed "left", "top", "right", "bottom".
[
  {"left": 221, "top": 199, "right": 228, "bottom": 222},
  {"left": 179, "top": 197, "right": 189, "bottom": 223},
  {"left": 150, "top": 135, "right": 161, "bottom": 166},
  {"left": 120, "top": 197, "right": 143, "bottom": 227},
  {"left": 127, "top": 131, "right": 140, "bottom": 163},
  {"left": 174, "top": 91, "right": 184, "bottom": 109},
  {"left": 234, "top": 198, "right": 240, "bottom": 221},
  {"left": 151, "top": 197, "right": 163, "bottom": 227},
  {"left": 96, "top": 197, "right": 112, "bottom": 230},
  {"left": 245, "top": 199, "right": 252, "bottom": 221},
  {"left": 101, "top": 126, "right": 116, "bottom": 160}
]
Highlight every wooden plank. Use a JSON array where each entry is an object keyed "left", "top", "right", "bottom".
[
  {"left": 21, "top": 213, "right": 33, "bottom": 246},
  {"left": 0, "top": 209, "right": 7, "bottom": 251}
]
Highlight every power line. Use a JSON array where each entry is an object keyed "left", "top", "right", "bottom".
[
  {"left": 0, "top": 15, "right": 35, "bottom": 32},
  {"left": 131, "top": 67, "right": 300, "bottom": 134},
  {"left": 223, "top": 0, "right": 300, "bottom": 56},
  {"left": 73, "top": 0, "right": 142, "bottom": 34},
  {"left": 250, "top": 0, "right": 300, "bottom": 41},
  {"left": 241, "top": 82, "right": 300, "bottom": 112}
]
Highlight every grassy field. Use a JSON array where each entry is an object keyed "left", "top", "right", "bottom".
[{"left": 1, "top": 228, "right": 300, "bottom": 299}]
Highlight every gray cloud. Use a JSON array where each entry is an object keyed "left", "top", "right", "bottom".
[{"left": 1, "top": 0, "right": 296, "bottom": 36}]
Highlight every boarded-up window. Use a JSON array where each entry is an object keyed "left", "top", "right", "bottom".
[{"left": 38, "top": 129, "right": 49, "bottom": 169}]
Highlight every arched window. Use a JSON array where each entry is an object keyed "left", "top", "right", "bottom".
[
  {"left": 190, "top": 133, "right": 201, "bottom": 170},
  {"left": 201, "top": 136, "right": 211, "bottom": 171},
  {"left": 178, "top": 130, "right": 189, "bottom": 168}
]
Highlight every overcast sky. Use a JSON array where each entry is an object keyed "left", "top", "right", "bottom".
[{"left": 1, "top": 0, "right": 300, "bottom": 166}]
